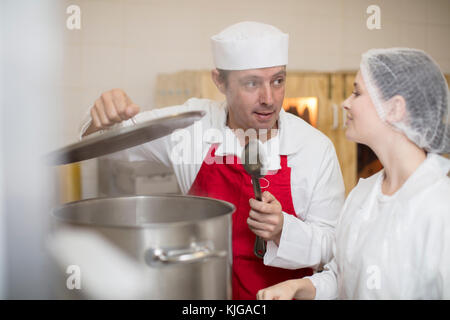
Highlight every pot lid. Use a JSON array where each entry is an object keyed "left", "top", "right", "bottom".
[{"left": 46, "top": 110, "right": 205, "bottom": 165}]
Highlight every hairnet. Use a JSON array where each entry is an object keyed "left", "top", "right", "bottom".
[{"left": 360, "top": 48, "right": 450, "bottom": 154}]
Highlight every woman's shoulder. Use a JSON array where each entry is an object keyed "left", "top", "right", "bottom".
[
  {"left": 407, "top": 154, "right": 450, "bottom": 211},
  {"left": 399, "top": 166, "right": 450, "bottom": 230},
  {"left": 415, "top": 175, "right": 450, "bottom": 212}
]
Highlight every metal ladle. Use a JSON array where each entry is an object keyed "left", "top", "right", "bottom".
[{"left": 241, "top": 139, "right": 266, "bottom": 259}]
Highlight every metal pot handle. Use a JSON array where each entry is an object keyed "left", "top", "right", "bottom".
[{"left": 145, "top": 245, "right": 227, "bottom": 266}]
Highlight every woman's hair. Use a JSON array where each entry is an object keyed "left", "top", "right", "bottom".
[{"left": 360, "top": 48, "right": 449, "bottom": 154}]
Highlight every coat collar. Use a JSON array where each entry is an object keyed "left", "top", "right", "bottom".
[
  {"left": 203, "top": 102, "right": 291, "bottom": 172},
  {"left": 353, "top": 153, "right": 450, "bottom": 211}
]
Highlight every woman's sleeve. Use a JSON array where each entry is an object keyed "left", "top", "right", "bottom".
[{"left": 306, "top": 257, "right": 339, "bottom": 300}]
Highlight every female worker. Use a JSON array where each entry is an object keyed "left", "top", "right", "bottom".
[{"left": 254, "top": 48, "right": 450, "bottom": 299}]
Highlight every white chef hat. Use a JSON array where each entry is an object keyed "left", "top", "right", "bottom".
[{"left": 211, "top": 21, "right": 289, "bottom": 70}]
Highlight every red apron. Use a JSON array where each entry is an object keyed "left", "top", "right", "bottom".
[{"left": 188, "top": 144, "right": 313, "bottom": 300}]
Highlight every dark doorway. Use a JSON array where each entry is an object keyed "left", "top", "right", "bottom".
[{"left": 357, "top": 144, "right": 383, "bottom": 179}]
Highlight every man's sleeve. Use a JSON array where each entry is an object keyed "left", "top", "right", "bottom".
[
  {"left": 78, "top": 104, "right": 197, "bottom": 167},
  {"left": 264, "top": 142, "right": 345, "bottom": 270}
]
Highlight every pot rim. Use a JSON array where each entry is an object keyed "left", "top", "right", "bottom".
[{"left": 52, "top": 194, "right": 236, "bottom": 229}]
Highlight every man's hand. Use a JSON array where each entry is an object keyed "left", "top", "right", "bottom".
[
  {"left": 83, "top": 88, "right": 140, "bottom": 136},
  {"left": 248, "top": 191, "right": 283, "bottom": 245}
]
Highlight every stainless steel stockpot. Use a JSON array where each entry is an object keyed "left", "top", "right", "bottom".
[{"left": 52, "top": 195, "right": 234, "bottom": 299}]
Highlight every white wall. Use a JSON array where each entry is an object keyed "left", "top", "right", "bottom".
[
  {"left": 59, "top": 0, "right": 450, "bottom": 197},
  {"left": 60, "top": 0, "right": 450, "bottom": 146}
]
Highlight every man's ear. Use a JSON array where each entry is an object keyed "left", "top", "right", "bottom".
[
  {"left": 211, "top": 69, "right": 227, "bottom": 95},
  {"left": 385, "top": 95, "right": 407, "bottom": 124}
]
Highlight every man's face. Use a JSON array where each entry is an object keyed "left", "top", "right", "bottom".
[{"left": 220, "top": 66, "right": 286, "bottom": 131}]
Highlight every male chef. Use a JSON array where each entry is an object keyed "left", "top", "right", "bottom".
[{"left": 80, "top": 21, "right": 345, "bottom": 300}]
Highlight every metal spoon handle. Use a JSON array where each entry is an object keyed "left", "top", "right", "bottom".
[
  {"left": 251, "top": 176, "right": 262, "bottom": 201},
  {"left": 254, "top": 236, "right": 267, "bottom": 259},
  {"left": 251, "top": 176, "right": 266, "bottom": 258}
]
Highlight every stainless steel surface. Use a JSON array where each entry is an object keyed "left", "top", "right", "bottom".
[
  {"left": 145, "top": 245, "right": 227, "bottom": 266},
  {"left": 51, "top": 195, "right": 234, "bottom": 299},
  {"left": 46, "top": 111, "right": 205, "bottom": 165},
  {"left": 241, "top": 140, "right": 267, "bottom": 259}
]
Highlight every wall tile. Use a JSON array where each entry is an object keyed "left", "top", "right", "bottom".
[
  {"left": 399, "top": 0, "right": 428, "bottom": 24},
  {"left": 81, "top": 44, "right": 125, "bottom": 88},
  {"left": 427, "top": 24, "right": 450, "bottom": 60},
  {"left": 62, "top": 45, "right": 83, "bottom": 87},
  {"left": 398, "top": 22, "right": 427, "bottom": 50},
  {"left": 342, "top": 0, "right": 402, "bottom": 21},
  {"left": 427, "top": 0, "right": 450, "bottom": 26},
  {"left": 80, "top": 0, "right": 125, "bottom": 46}
]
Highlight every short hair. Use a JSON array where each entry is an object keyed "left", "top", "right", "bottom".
[{"left": 216, "top": 68, "right": 231, "bottom": 86}]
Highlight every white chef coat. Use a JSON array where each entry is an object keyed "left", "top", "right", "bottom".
[
  {"left": 308, "top": 153, "right": 450, "bottom": 299},
  {"left": 80, "top": 98, "right": 345, "bottom": 270}
]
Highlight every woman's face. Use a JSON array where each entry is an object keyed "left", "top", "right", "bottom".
[{"left": 342, "top": 71, "right": 385, "bottom": 145}]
